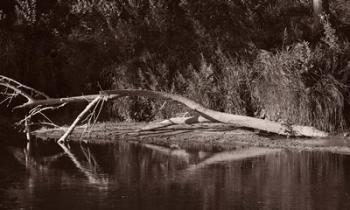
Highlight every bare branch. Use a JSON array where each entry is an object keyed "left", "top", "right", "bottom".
[
  {"left": 13, "top": 94, "right": 109, "bottom": 109},
  {"left": 0, "top": 75, "right": 50, "bottom": 99},
  {"left": 31, "top": 121, "right": 61, "bottom": 128},
  {"left": 58, "top": 96, "right": 102, "bottom": 143},
  {"left": 16, "top": 103, "right": 67, "bottom": 126},
  {"left": 79, "top": 99, "right": 103, "bottom": 138},
  {"left": 0, "top": 82, "right": 34, "bottom": 102}
]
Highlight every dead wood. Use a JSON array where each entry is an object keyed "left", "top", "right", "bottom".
[
  {"left": 0, "top": 75, "right": 329, "bottom": 142},
  {"left": 57, "top": 96, "right": 102, "bottom": 143},
  {"left": 101, "top": 90, "right": 328, "bottom": 137},
  {"left": 140, "top": 115, "right": 211, "bottom": 131}
]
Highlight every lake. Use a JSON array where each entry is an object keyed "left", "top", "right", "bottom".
[{"left": 1, "top": 133, "right": 350, "bottom": 210}]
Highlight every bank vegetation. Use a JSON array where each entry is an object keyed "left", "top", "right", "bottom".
[{"left": 1, "top": 0, "right": 350, "bottom": 136}]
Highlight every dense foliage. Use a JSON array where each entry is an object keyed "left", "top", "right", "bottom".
[{"left": 1, "top": 0, "right": 350, "bottom": 132}]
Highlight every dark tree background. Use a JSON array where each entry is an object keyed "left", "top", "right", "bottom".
[{"left": 1, "top": 0, "right": 350, "bottom": 131}]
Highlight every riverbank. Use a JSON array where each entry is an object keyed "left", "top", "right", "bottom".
[{"left": 32, "top": 121, "right": 350, "bottom": 154}]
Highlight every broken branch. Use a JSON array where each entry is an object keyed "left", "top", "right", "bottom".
[{"left": 57, "top": 96, "right": 102, "bottom": 143}]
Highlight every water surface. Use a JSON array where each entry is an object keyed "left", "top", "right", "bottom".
[{"left": 1, "top": 134, "right": 350, "bottom": 210}]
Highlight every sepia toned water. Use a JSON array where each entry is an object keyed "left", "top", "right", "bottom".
[{"left": 1, "top": 135, "right": 350, "bottom": 210}]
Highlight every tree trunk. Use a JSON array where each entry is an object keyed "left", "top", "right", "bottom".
[
  {"left": 15, "top": 89, "right": 330, "bottom": 138},
  {"left": 101, "top": 90, "right": 328, "bottom": 137}
]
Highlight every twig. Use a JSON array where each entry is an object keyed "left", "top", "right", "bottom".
[
  {"left": 0, "top": 82, "right": 34, "bottom": 102},
  {"left": 30, "top": 122, "right": 61, "bottom": 128},
  {"left": 16, "top": 103, "right": 67, "bottom": 126},
  {"left": 80, "top": 98, "right": 103, "bottom": 138}
]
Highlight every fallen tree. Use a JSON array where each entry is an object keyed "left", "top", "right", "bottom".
[{"left": 0, "top": 75, "right": 328, "bottom": 143}]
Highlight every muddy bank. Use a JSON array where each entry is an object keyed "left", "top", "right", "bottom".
[{"left": 31, "top": 122, "right": 350, "bottom": 154}]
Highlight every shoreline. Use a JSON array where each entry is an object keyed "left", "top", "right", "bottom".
[{"left": 32, "top": 122, "right": 350, "bottom": 154}]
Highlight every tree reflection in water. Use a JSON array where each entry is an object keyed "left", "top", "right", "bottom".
[{"left": 3, "top": 138, "right": 350, "bottom": 210}]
